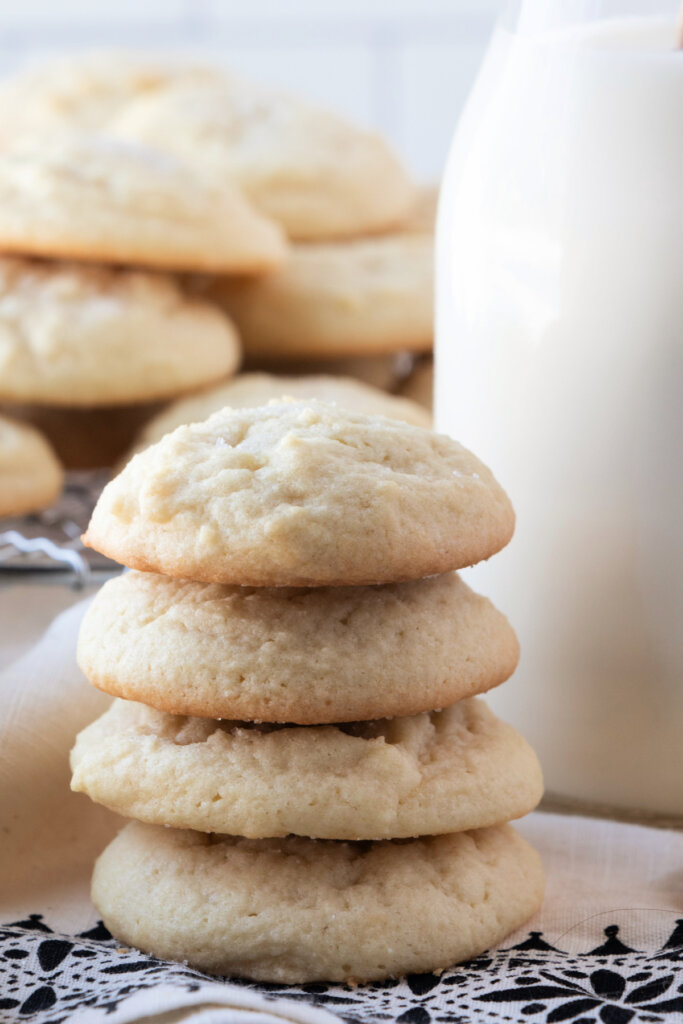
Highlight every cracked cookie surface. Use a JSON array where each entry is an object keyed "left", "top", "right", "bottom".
[
  {"left": 0, "top": 137, "right": 286, "bottom": 273},
  {"left": 0, "top": 256, "right": 240, "bottom": 405},
  {"left": 83, "top": 401, "right": 515, "bottom": 586},
  {"left": 71, "top": 697, "right": 542, "bottom": 839}
]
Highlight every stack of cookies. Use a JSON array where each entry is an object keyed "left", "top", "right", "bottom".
[{"left": 71, "top": 401, "right": 543, "bottom": 984}]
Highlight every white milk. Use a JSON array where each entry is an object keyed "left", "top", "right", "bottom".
[{"left": 436, "top": 11, "right": 683, "bottom": 817}]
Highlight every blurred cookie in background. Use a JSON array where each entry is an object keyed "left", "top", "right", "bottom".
[
  {"left": 125, "top": 371, "right": 431, "bottom": 462},
  {"left": 0, "top": 257, "right": 241, "bottom": 407},
  {"left": 0, "top": 53, "right": 429, "bottom": 479},
  {"left": 402, "top": 184, "right": 438, "bottom": 234},
  {"left": 0, "top": 51, "right": 222, "bottom": 141},
  {"left": 244, "top": 353, "right": 413, "bottom": 394},
  {"left": 0, "top": 52, "right": 416, "bottom": 242},
  {"left": 0, "top": 137, "right": 286, "bottom": 273},
  {"left": 109, "top": 77, "right": 416, "bottom": 240},
  {"left": 207, "top": 229, "right": 433, "bottom": 362},
  {"left": 0, "top": 414, "right": 63, "bottom": 516},
  {"left": 4, "top": 403, "right": 165, "bottom": 471},
  {"left": 399, "top": 356, "right": 433, "bottom": 412}
]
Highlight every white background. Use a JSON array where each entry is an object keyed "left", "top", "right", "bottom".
[{"left": 0, "top": 0, "right": 501, "bottom": 181}]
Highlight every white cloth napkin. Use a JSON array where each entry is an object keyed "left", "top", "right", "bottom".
[{"left": 1, "top": 598, "right": 682, "bottom": 1024}]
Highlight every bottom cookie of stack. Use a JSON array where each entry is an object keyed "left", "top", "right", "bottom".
[{"left": 92, "top": 820, "right": 544, "bottom": 984}]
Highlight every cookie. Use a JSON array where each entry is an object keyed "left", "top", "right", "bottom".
[
  {"left": 72, "top": 697, "right": 542, "bottom": 840},
  {"left": 399, "top": 357, "right": 433, "bottom": 411},
  {"left": 0, "top": 52, "right": 222, "bottom": 141},
  {"left": 127, "top": 373, "right": 431, "bottom": 458},
  {"left": 3, "top": 402, "right": 165, "bottom": 470},
  {"left": 402, "top": 184, "right": 438, "bottom": 234},
  {"left": 82, "top": 401, "right": 515, "bottom": 586},
  {"left": 207, "top": 231, "right": 433, "bottom": 359},
  {"left": 77, "top": 570, "right": 518, "bottom": 722},
  {"left": 0, "top": 257, "right": 240, "bottom": 406},
  {"left": 246, "top": 353, "right": 405, "bottom": 391},
  {"left": 0, "top": 137, "right": 286, "bottom": 273},
  {"left": 110, "top": 78, "right": 416, "bottom": 240},
  {"left": 0, "top": 414, "right": 63, "bottom": 516},
  {"left": 92, "top": 821, "right": 544, "bottom": 983}
]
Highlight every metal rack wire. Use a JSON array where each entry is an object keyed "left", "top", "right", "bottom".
[{"left": 0, "top": 471, "right": 118, "bottom": 586}]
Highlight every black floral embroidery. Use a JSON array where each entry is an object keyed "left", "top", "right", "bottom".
[
  {"left": 0, "top": 915, "right": 681, "bottom": 1024},
  {"left": 476, "top": 966, "right": 682, "bottom": 1021}
]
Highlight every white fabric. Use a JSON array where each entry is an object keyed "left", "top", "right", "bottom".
[
  {"left": 0, "top": 577, "right": 98, "bottom": 671},
  {"left": 69, "top": 987, "right": 343, "bottom": 1024},
  {"left": 1, "top": 597, "right": 682, "bottom": 1024}
]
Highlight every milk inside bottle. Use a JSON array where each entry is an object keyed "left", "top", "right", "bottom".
[{"left": 436, "top": 2, "right": 683, "bottom": 817}]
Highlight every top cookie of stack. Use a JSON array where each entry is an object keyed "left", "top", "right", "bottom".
[{"left": 83, "top": 399, "right": 513, "bottom": 586}]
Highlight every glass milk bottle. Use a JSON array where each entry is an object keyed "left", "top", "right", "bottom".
[{"left": 436, "top": 0, "right": 683, "bottom": 819}]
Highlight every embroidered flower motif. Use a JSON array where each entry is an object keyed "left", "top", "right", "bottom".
[
  {"left": 1, "top": 916, "right": 682, "bottom": 1024},
  {"left": 477, "top": 964, "right": 682, "bottom": 1022}
]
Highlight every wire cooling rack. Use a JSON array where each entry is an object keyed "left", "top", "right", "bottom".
[{"left": 0, "top": 471, "right": 118, "bottom": 585}]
